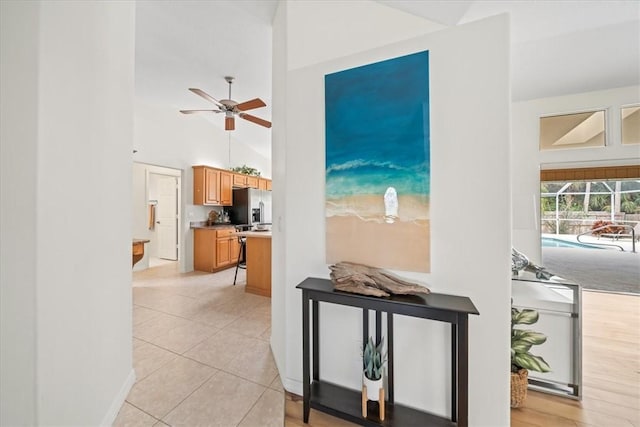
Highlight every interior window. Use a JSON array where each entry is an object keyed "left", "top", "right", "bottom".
[
  {"left": 539, "top": 110, "right": 606, "bottom": 150},
  {"left": 621, "top": 105, "right": 640, "bottom": 145}
]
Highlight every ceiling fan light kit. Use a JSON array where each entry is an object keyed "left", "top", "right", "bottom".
[{"left": 180, "top": 76, "right": 271, "bottom": 131}]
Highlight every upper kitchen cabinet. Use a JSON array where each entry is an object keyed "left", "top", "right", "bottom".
[
  {"left": 219, "top": 170, "right": 232, "bottom": 206},
  {"left": 257, "top": 177, "right": 272, "bottom": 190},
  {"left": 246, "top": 176, "right": 259, "bottom": 189},
  {"left": 193, "top": 166, "right": 233, "bottom": 206},
  {"left": 233, "top": 173, "right": 248, "bottom": 188},
  {"left": 232, "top": 173, "right": 271, "bottom": 190}
]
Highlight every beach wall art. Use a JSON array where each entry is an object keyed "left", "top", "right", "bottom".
[{"left": 325, "top": 50, "right": 431, "bottom": 272}]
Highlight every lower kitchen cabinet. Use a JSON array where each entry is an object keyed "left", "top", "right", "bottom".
[{"left": 193, "top": 227, "right": 239, "bottom": 272}]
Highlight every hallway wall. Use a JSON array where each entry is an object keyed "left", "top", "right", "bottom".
[
  {"left": 273, "top": 2, "right": 512, "bottom": 425},
  {"left": 1, "top": 1, "right": 136, "bottom": 425}
]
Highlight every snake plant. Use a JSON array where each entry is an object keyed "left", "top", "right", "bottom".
[
  {"left": 511, "top": 306, "right": 551, "bottom": 373},
  {"left": 363, "top": 336, "right": 385, "bottom": 381}
]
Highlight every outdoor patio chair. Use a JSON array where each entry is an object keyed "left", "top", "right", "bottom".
[{"left": 603, "top": 222, "right": 640, "bottom": 241}]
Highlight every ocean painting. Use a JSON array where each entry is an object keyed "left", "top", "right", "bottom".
[{"left": 325, "top": 51, "right": 430, "bottom": 272}]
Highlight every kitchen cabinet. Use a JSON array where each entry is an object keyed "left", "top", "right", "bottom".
[
  {"left": 258, "top": 178, "right": 268, "bottom": 190},
  {"left": 232, "top": 173, "right": 262, "bottom": 190},
  {"left": 236, "top": 231, "right": 271, "bottom": 297},
  {"left": 193, "top": 166, "right": 233, "bottom": 206},
  {"left": 193, "top": 227, "right": 239, "bottom": 272},
  {"left": 246, "top": 176, "right": 259, "bottom": 189},
  {"left": 215, "top": 228, "right": 239, "bottom": 268},
  {"left": 233, "top": 173, "right": 247, "bottom": 187},
  {"left": 193, "top": 166, "right": 219, "bottom": 205},
  {"left": 219, "top": 171, "right": 232, "bottom": 206},
  {"left": 266, "top": 180, "right": 272, "bottom": 191}
]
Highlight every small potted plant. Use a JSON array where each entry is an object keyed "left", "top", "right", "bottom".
[
  {"left": 362, "top": 336, "right": 386, "bottom": 420},
  {"left": 511, "top": 306, "right": 551, "bottom": 408}
]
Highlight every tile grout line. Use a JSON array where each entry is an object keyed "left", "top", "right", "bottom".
[{"left": 158, "top": 367, "right": 222, "bottom": 425}]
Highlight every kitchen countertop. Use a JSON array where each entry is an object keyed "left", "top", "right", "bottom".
[
  {"left": 190, "top": 221, "right": 236, "bottom": 230},
  {"left": 237, "top": 230, "right": 272, "bottom": 238}
]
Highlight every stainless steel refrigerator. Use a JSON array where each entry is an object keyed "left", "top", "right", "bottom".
[{"left": 226, "top": 188, "right": 272, "bottom": 226}]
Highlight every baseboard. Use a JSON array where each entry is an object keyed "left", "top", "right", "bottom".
[
  {"left": 283, "top": 377, "right": 303, "bottom": 397},
  {"left": 100, "top": 368, "right": 136, "bottom": 426}
]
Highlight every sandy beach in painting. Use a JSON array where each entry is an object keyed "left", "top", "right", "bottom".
[{"left": 326, "top": 194, "right": 430, "bottom": 272}]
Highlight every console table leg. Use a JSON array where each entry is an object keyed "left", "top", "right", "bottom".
[
  {"left": 458, "top": 315, "right": 469, "bottom": 427},
  {"left": 362, "top": 309, "right": 369, "bottom": 345},
  {"left": 312, "top": 300, "right": 319, "bottom": 381},
  {"left": 387, "top": 313, "right": 394, "bottom": 404},
  {"left": 451, "top": 323, "right": 457, "bottom": 422},
  {"left": 302, "top": 293, "right": 310, "bottom": 423}
]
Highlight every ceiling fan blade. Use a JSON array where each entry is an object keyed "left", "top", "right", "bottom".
[
  {"left": 236, "top": 98, "right": 267, "bottom": 112},
  {"left": 225, "top": 116, "right": 235, "bottom": 131},
  {"left": 188, "top": 88, "right": 224, "bottom": 108},
  {"left": 239, "top": 113, "right": 272, "bottom": 128},
  {"left": 179, "top": 109, "right": 223, "bottom": 114}
]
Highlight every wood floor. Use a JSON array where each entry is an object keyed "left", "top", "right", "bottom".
[{"left": 285, "top": 290, "right": 640, "bottom": 426}]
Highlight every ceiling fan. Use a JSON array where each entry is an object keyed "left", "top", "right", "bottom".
[{"left": 180, "top": 76, "right": 271, "bottom": 131}]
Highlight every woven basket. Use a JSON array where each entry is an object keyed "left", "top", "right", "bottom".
[{"left": 510, "top": 369, "right": 528, "bottom": 408}]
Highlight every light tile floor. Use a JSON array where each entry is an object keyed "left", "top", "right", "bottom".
[{"left": 114, "top": 261, "right": 283, "bottom": 427}]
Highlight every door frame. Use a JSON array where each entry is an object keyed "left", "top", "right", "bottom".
[
  {"left": 133, "top": 162, "right": 182, "bottom": 271},
  {"left": 146, "top": 167, "right": 182, "bottom": 263}
]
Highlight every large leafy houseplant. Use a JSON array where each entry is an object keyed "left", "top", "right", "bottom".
[
  {"left": 511, "top": 307, "right": 551, "bottom": 373},
  {"left": 511, "top": 306, "right": 551, "bottom": 407}
]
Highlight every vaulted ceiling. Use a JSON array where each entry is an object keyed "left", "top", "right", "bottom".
[{"left": 134, "top": 0, "right": 639, "bottom": 158}]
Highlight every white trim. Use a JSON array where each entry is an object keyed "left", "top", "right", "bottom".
[
  {"left": 283, "top": 377, "right": 303, "bottom": 397},
  {"left": 100, "top": 368, "right": 136, "bottom": 426}
]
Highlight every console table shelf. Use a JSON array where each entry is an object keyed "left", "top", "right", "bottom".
[
  {"left": 310, "top": 381, "right": 456, "bottom": 427},
  {"left": 297, "top": 277, "right": 479, "bottom": 427}
]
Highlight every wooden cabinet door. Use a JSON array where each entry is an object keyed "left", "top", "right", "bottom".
[
  {"left": 216, "top": 237, "right": 231, "bottom": 267},
  {"left": 258, "top": 178, "right": 268, "bottom": 190},
  {"left": 193, "top": 229, "right": 216, "bottom": 272},
  {"left": 246, "top": 176, "right": 258, "bottom": 189},
  {"left": 266, "top": 180, "right": 272, "bottom": 191},
  {"left": 233, "top": 174, "right": 247, "bottom": 187},
  {"left": 204, "top": 168, "right": 220, "bottom": 205},
  {"left": 219, "top": 171, "right": 233, "bottom": 206},
  {"left": 193, "top": 166, "right": 205, "bottom": 205}
]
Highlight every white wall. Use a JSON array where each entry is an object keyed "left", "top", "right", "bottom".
[
  {"left": 512, "top": 85, "right": 640, "bottom": 262},
  {"left": 0, "top": 2, "right": 39, "bottom": 424},
  {"left": 273, "top": 2, "right": 511, "bottom": 425},
  {"left": 1, "top": 1, "right": 136, "bottom": 425},
  {"left": 133, "top": 100, "right": 271, "bottom": 272},
  {"left": 270, "top": 0, "right": 288, "bottom": 379}
]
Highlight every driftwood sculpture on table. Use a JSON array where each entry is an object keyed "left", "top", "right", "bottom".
[{"left": 329, "top": 262, "right": 430, "bottom": 297}]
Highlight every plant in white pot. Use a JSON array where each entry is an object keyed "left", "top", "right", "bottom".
[
  {"left": 362, "top": 336, "right": 386, "bottom": 420},
  {"left": 511, "top": 306, "right": 551, "bottom": 408}
]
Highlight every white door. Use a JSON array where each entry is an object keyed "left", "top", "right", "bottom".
[{"left": 156, "top": 175, "right": 178, "bottom": 260}]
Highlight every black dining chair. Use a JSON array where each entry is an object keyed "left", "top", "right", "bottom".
[{"left": 233, "top": 225, "right": 250, "bottom": 285}]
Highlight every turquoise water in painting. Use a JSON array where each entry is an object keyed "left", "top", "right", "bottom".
[{"left": 325, "top": 51, "right": 430, "bottom": 200}]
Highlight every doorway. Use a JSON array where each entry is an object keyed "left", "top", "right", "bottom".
[
  {"left": 133, "top": 162, "right": 182, "bottom": 271},
  {"left": 149, "top": 173, "right": 178, "bottom": 261},
  {"left": 539, "top": 165, "right": 640, "bottom": 294}
]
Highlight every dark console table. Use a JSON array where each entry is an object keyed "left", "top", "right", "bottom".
[{"left": 297, "top": 277, "right": 479, "bottom": 427}]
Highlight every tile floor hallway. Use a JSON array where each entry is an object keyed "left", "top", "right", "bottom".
[{"left": 114, "top": 261, "right": 284, "bottom": 427}]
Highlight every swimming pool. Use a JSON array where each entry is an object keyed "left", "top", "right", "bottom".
[{"left": 541, "top": 237, "right": 602, "bottom": 249}]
